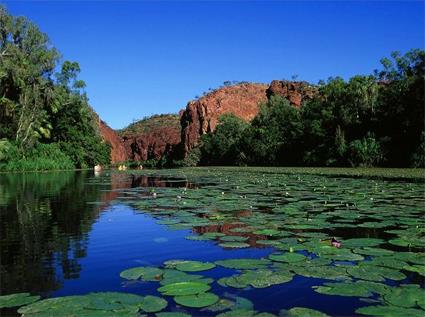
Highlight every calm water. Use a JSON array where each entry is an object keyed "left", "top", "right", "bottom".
[{"left": 0, "top": 169, "right": 424, "bottom": 316}]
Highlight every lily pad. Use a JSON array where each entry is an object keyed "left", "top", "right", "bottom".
[
  {"left": 0, "top": 293, "right": 41, "bottom": 308},
  {"left": 139, "top": 295, "right": 168, "bottom": 313},
  {"left": 120, "top": 266, "right": 163, "bottom": 281},
  {"left": 219, "top": 242, "right": 250, "bottom": 248},
  {"left": 174, "top": 292, "right": 219, "bottom": 308},
  {"left": 356, "top": 305, "right": 425, "bottom": 317},
  {"left": 174, "top": 260, "right": 216, "bottom": 272},
  {"left": 215, "top": 258, "right": 271, "bottom": 270},
  {"left": 156, "top": 313, "right": 191, "bottom": 317},
  {"left": 269, "top": 253, "right": 307, "bottom": 263},
  {"left": 158, "top": 282, "right": 211, "bottom": 296},
  {"left": 283, "top": 307, "right": 330, "bottom": 317}
]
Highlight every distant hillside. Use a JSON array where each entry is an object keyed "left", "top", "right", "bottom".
[{"left": 119, "top": 114, "right": 180, "bottom": 136}]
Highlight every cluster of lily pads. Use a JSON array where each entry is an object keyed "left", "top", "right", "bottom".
[{"left": 2, "top": 168, "right": 424, "bottom": 316}]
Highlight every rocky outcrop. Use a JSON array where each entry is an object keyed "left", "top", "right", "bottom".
[
  {"left": 98, "top": 81, "right": 318, "bottom": 164},
  {"left": 120, "top": 115, "right": 181, "bottom": 162},
  {"left": 266, "top": 80, "right": 317, "bottom": 107},
  {"left": 180, "top": 83, "right": 269, "bottom": 155},
  {"left": 98, "top": 119, "right": 127, "bottom": 163}
]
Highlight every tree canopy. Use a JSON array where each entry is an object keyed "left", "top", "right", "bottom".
[{"left": 0, "top": 6, "right": 110, "bottom": 171}]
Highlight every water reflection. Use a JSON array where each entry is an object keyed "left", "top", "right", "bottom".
[{"left": 0, "top": 171, "right": 198, "bottom": 297}]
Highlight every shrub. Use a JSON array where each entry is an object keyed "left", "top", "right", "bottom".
[{"left": 348, "top": 135, "right": 384, "bottom": 167}]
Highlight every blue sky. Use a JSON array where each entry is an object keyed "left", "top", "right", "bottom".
[{"left": 3, "top": 1, "right": 424, "bottom": 129}]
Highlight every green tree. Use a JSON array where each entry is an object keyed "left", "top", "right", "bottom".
[{"left": 200, "top": 114, "right": 248, "bottom": 165}]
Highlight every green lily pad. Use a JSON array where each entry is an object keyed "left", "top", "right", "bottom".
[
  {"left": 174, "top": 260, "right": 216, "bottom": 272},
  {"left": 283, "top": 307, "right": 330, "bottom": 317},
  {"left": 159, "top": 269, "right": 213, "bottom": 286},
  {"left": 269, "top": 253, "right": 307, "bottom": 263},
  {"left": 218, "top": 269, "right": 293, "bottom": 289},
  {"left": 219, "top": 242, "right": 250, "bottom": 248},
  {"left": 356, "top": 305, "right": 425, "bottom": 317},
  {"left": 383, "top": 284, "right": 425, "bottom": 308},
  {"left": 156, "top": 313, "right": 191, "bottom": 317},
  {"left": 120, "top": 267, "right": 163, "bottom": 281},
  {"left": 0, "top": 293, "right": 41, "bottom": 308},
  {"left": 313, "top": 281, "right": 372, "bottom": 297},
  {"left": 215, "top": 258, "right": 271, "bottom": 270},
  {"left": 17, "top": 292, "right": 146, "bottom": 316},
  {"left": 216, "top": 309, "right": 276, "bottom": 317},
  {"left": 158, "top": 282, "right": 211, "bottom": 296},
  {"left": 174, "top": 292, "right": 219, "bottom": 308},
  {"left": 220, "top": 235, "right": 249, "bottom": 242},
  {"left": 139, "top": 295, "right": 168, "bottom": 313}
]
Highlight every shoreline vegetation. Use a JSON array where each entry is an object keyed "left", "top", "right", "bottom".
[{"left": 1, "top": 6, "right": 424, "bottom": 172}]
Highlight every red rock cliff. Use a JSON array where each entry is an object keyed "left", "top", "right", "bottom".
[
  {"left": 98, "top": 120, "right": 127, "bottom": 163},
  {"left": 180, "top": 83, "right": 269, "bottom": 155},
  {"left": 120, "top": 114, "right": 181, "bottom": 162},
  {"left": 266, "top": 80, "right": 317, "bottom": 107}
]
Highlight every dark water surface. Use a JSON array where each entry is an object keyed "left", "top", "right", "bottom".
[{"left": 0, "top": 169, "right": 424, "bottom": 316}]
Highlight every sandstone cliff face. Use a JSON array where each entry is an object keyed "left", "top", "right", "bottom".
[
  {"left": 98, "top": 80, "right": 318, "bottom": 164},
  {"left": 98, "top": 119, "right": 127, "bottom": 163},
  {"left": 120, "top": 115, "right": 181, "bottom": 162},
  {"left": 180, "top": 83, "right": 269, "bottom": 155},
  {"left": 266, "top": 80, "right": 317, "bottom": 107}
]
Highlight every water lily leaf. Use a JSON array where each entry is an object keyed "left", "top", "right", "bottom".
[
  {"left": 0, "top": 293, "right": 40, "bottom": 308},
  {"left": 202, "top": 298, "right": 235, "bottom": 312},
  {"left": 403, "top": 264, "right": 425, "bottom": 276},
  {"left": 219, "top": 269, "right": 293, "bottom": 289},
  {"left": 174, "top": 292, "right": 219, "bottom": 308},
  {"left": 158, "top": 282, "right": 210, "bottom": 296},
  {"left": 291, "top": 265, "right": 349, "bottom": 281},
  {"left": 253, "top": 229, "right": 281, "bottom": 236},
  {"left": 219, "top": 242, "right": 250, "bottom": 248},
  {"left": 215, "top": 258, "right": 271, "bottom": 270},
  {"left": 383, "top": 284, "right": 425, "bottom": 308},
  {"left": 120, "top": 267, "right": 163, "bottom": 281},
  {"left": 356, "top": 305, "right": 425, "bottom": 317},
  {"left": 220, "top": 235, "right": 249, "bottom": 242},
  {"left": 17, "top": 292, "right": 145, "bottom": 316},
  {"left": 282, "top": 307, "right": 330, "bottom": 317},
  {"left": 139, "top": 295, "right": 168, "bottom": 313},
  {"left": 174, "top": 260, "right": 216, "bottom": 272},
  {"left": 313, "top": 282, "right": 372, "bottom": 297},
  {"left": 216, "top": 309, "right": 276, "bottom": 317},
  {"left": 159, "top": 269, "right": 213, "bottom": 286},
  {"left": 269, "top": 253, "right": 307, "bottom": 263},
  {"left": 353, "top": 247, "right": 394, "bottom": 256},
  {"left": 155, "top": 312, "right": 192, "bottom": 317},
  {"left": 156, "top": 313, "right": 191, "bottom": 317}
]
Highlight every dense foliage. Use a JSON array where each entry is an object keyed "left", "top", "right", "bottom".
[
  {"left": 0, "top": 7, "right": 110, "bottom": 171},
  {"left": 199, "top": 50, "right": 425, "bottom": 167}
]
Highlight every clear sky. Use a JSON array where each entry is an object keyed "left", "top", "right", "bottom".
[{"left": 2, "top": 1, "right": 424, "bottom": 129}]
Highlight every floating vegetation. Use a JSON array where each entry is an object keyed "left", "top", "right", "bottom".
[
  {"left": 17, "top": 292, "right": 167, "bottom": 316},
  {"left": 7, "top": 167, "right": 425, "bottom": 317},
  {"left": 173, "top": 293, "right": 219, "bottom": 308},
  {"left": 282, "top": 307, "right": 330, "bottom": 317},
  {"left": 0, "top": 293, "right": 40, "bottom": 309}
]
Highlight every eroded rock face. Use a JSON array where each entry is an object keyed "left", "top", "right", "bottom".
[
  {"left": 120, "top": 115, "right": 181, "bottom": 162},
  {"left": 122, "top": 126, "right": 181, "bottom": 162},
  {"left": 98, "top": 81, "right": 318, "bottom": 163},
  {"left": 98, "top": 119, "right": 127, "bottom": 163},
  {"left": 266, "top": 80, "right": 317, "bottom": 107},
  {"left": 180, "top": 83, "right": 269, "bottom": 155}
]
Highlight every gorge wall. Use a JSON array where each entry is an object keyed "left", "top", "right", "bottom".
[
  {"left": 120, "top": 115, "right": 181, "bottom": 162},
  {"left": 99, "top": 80, "right": 318, "bottom": 164}
]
